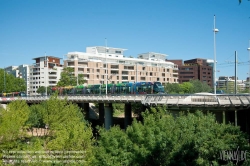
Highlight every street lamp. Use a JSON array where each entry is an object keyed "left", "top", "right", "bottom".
[
  {"left": 99, "top": 65, "right": 103, "bottom": 95},
  {"left": 248, "top": 40, "right": 250, "bottom": 93},
  {"left": 105, "top": 38, "right": 108, "bottom": 96},
  {"left": 4, "top": 67, "right": 6, "bottom": 93},
  {"left": 45, "top": 54, "right": 48, "bottom": 96},
  {"left": 213, "top": 15, "right": 219, "bottom": 94}
]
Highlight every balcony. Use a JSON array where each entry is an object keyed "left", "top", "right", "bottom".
[{"left": 78, "top": 65, "right": 88, "bottom": 68}]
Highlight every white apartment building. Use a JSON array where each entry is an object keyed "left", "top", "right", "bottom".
[
  {"left": 64, "top": 46, "right": 178, "bottom": 85},
  {"left": 29, "top": 56, "right": 63, "bottom": 95},
  {"left": 4, "top": 66, "right": 19, "bottom": 77}
]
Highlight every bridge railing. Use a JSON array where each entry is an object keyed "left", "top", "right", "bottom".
[
  {"left": 142, "top": 94, "right": 250, "bottom": 109},
  {"left": 0, "top": 94, "right": 148, "bottom": 103}
]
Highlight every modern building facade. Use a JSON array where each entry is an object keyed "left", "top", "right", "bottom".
[
  {"left": 4, "top": 66, "right": 19, "bottom": 77},
  {"left": 217, "top": 76, "right": 246, "bottom": 93},
  {"left": 167, "top": 58, "right": 214, "bottom": 87},
  {"left": 64, "top": 46, "right": 179, "bottom": 85},
  {"left": 29, "top": 56, "right": 63, "bottom": 95},
  {"left": 18, "top": 65, "right": 30, "bottom": 95}
]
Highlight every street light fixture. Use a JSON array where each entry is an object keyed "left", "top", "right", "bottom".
[
  {"left": 213, "top": 15, "right": 219, "bottom": 94},
  {"left": 247, "top": 40, "right": 250, "bottom": 93}
]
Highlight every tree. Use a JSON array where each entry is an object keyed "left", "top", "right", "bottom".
[
  {"left": 189, "top": 79, "right": 211, "bottom": 93},
  {"left": 39, "top": 94, "right": 94, "bottom": 164},
  {"left": 0, "top": 69, "right": 26, "bottom": 93},
  {"left": 0, "top": 100, "right": 30, "bottom": 147},
  {"left": 164, "top": 82, "right": 182, "bottom": 94},
  {"left": 26, "top": 104, "right": 44, "bottom": 128},
  {"left": 36, "top": 86, "right": 46, "bottom": 95},
  {"left": 179, "top": 82, "right": 194, "bottom": 93},
  {"left": 93, "top": 108, "right": 250, "bottom": 165},
  {"left": 36, "top": 86, "right": 52, "bottom": 95},
  {"left": 57, "top": 67, "right": 85, "bottom": 87},
  {"left": 165, "top": 80, "right": 211, "bottom": 94}
]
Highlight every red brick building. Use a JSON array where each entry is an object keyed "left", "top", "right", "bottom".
[{"left": 166, "top": 58, "right": 213, "bottom": 87}]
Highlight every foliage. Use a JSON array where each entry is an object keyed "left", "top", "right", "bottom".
[
  {"left": 189, "top": 79, "right": 211, "bottom": 93},
  {"left": 164, "top": 79, "right": 211, "bottom": 94},
  {"left": 164, "top": 82, "right": 182, "bottom": 94},
  {"left": 179, "top": 82, "right": 194, "bottom": 93},
  {"left": 26, "top": 104, "right": 44, "bottom": 128},
  {"left": 0, "top": 69, "right": 26, "bottom": 93},
  {"left": 0, "top": 95, "right": 95, "bottom": 165},
  {"left": 36, "top": 86, "right": 52, "bottom": 95},
  {"left": 57, "top": 67, "right": 85, "bottom": 87},
  {"left": 40, "top": 94, "right": 94, "bottom": 164},
  {"left": 92, "top": 108, "right": 250, "bottom": 166},
  {"left": 36, "top": 86, "right": 46, "bottom": 95},
  {"left": 0, "top": 100, "right": 30, "bottom": 144},
  {"left": 112, "top": 103, "right": 124, "bottom": 116}
]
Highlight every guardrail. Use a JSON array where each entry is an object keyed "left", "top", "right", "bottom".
[
  {"left": 1, "top": 94, "right": 250, "bottom": 111},
  {"left": 0, "top": 94, "right": 147, "bottom": 104},
  {"left": 141, "top": 94, "right": 250, "bottom": 110}
]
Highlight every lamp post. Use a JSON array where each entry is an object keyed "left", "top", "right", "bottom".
[
  {"left": 77, "top": 73, "right": 79, "bottom": 86},
  {"left": 45, "top": 54, "right": 48, "bottom": 96},
  {"left": 213, "top": 15, "right": 219, "bottom": 94},
  {"left": 136, "top": 62, "right": 138, "bottom": 83},
  {"left": 105, "top": 38, "right": 108, "bottom": 96},
  {"left": 248, "top": 40, "right": 250, "bottom": 93},
  {"left": 4, "top": 67, "right": 6, "bottom": 93},
  {"left": 99, "top": 65, "right": 102, "bottom": 95}
]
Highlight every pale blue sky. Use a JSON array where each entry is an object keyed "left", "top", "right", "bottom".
[{"left": 0, "top": 0, "right": 249, "bottom": 80}]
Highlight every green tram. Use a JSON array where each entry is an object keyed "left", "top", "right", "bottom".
[{"left": 52, "top": 82, "right": 165, "bottom": 95}]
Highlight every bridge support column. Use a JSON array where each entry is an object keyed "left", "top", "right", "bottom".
[
  {"left": 223, "top": 111, "right": 225, "bottom": 124},
  {"left": 99, "top": 103, "right": 104, "bottom": 124},
  {"left": 235, "top": 110, "right": 237, "bottom": 126},
  {"left": 124, "top": 103, "right": 132, "bottom": 129},
  {"left": 105, "top": 103, "right": 113, "bottom": 130},
  {"left": 78, "top": 103, "right": 89, "bottom": 120}
]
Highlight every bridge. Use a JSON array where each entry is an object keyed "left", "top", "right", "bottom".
[{"left": 0, "top": 93, "right": 249, "bottom": 135}]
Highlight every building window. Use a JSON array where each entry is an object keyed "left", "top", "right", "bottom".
[
  {"left": 115, "top": 51, "right": 121, "bottom": 54},
  {"left": 131, "top": 76, "right": 134, "bottom": 80}
]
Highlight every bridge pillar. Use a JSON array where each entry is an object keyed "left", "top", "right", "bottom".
[
  {"left": 124, "top": 103, "right": 132, "bottom": 129},
  {"left": 99, "top": 103, "right": 104, "bottom": 124},
  {"left": 235, "top": 110, "right": 237, "bottom": 126},
  {"left": 78, "top": 103, "right": 89, "bottom": 120},
  {"left": 105, "top": 103, "right": 113, "bottom": 130}
]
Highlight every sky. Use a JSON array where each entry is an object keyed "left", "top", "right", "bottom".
[{"left": 0, "top": 0, "right": 250, "bottom": 80}]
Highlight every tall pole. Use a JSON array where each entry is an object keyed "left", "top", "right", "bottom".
[
  {"left": 105, "top": 38, "right": 108, "bottom": 96},
  {"left": 213, "top": 15, "right": 219, "bottom": 94},
  {"left": 247, "top": 41, "right": 250, "bottom": 93},
  {"left": 235, "top": 51, "right": 237, "bottom": 94},
  {"left": 136, "top": 63, "right": 137, "bottom": 83},
  {"left": 100, "top": 64, "right": 102, "bottom": 95},
  {"left": 77, "top": 74, "right": 79, "bottom": 86},
  {"left": 45, "top": 53, "right": 48, "bottom": 96},
  {"left": 4, "top": 67, "right": 6, "bottom": 93}
]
